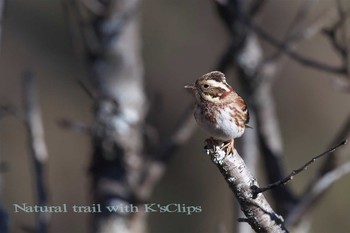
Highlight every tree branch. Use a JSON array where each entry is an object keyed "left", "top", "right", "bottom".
[
  {"left": 67, "top": 1, "right": 147, "bottom": 232},
  {"left": 22, "top": 72, "right": 49, "bottom": 233},
  {"left": 286, "top": 160, "right": 350, "bottom": 228},
  {"left": 136, "top": 105, "right": 196, "bottom": 202},
  {"left": 245, "top": 18, "right": 347, "bottom": 75},
  {"left": 252, "top": 140, "right": 347, "bottom": 196},
  {"left": 214, "top": 0, "right": 298, "bottom": 215},
  {"left": 263, "top": 7, "right": 339, "bottom": 66},
  {"left": 57, "top": 118, "right": 93, "bottom": 134},
  {"left": 285, "top": 115, "right": 350, "bottom": 228},
  {"left": 234, "top": 112, "right": 258, "bottom": 233},
  {"left": 205, "top": 140, "right": 288, "bottom": 233}
]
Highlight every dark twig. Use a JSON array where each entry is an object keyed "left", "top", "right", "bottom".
[
  {"left": 0, "top": 106, "right": 16, "bottom": 119},
  {"left": 284, "top": 0, "right": 318, "bottom": 37},
  {"left": 252, "top": 140, "right": 347, "bottom": 196},
  {"left": 263, "top": 7, "right": 338, "bottom": 66},
  {"left": 237, "top": 218, "right": 250, "bottom": 223},
  {"left": 57, "top": 118, "right": 93, "bottom": 134},
  {"left": 22, "top": 72, "right": 49, "bottom": 233},
  {"left": 77, "top": 79, "right": 97, "bottom": 100},
  {"left": 244, "top": 18, "right": 347, "bottom": 75},
  {"left": 286, "top": 160, "right": 350, "bottom": 227},
  {"left": 322, "top": 4, "right": 349, "bottom": 62},
  {"left": 286, "top": 115, "right": 350, "bottom": 228},
  {"left": 156, "top": 105, "right": 196, "bottom": 162},
  {"left": 316, "top": 115, "right": 350, "bottom": 177},
  {"left": 248, "top": 0, "right": 267, "bottom": 17}
]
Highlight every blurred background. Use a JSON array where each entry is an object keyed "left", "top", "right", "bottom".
[{"left": 0, "top": 0, "right": 350, "bottom": 232}]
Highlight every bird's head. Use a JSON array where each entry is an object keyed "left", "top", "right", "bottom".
[{"left": 185, "top": 71, "right": 233, "bottom": 104}]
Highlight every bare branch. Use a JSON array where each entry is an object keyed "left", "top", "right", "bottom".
[
  {"left": 286, "top": 115, "right": 350, "bottom": 228},
  {"left": 77, "top": 79, "right": 97, "bottom": 100},
  {"left": 69, "top": 1, "right": 148, "bottom": 232},
  {"left": 284, "top": 0, "right": 319, "bottom": 37},
  {"left": 252, "top": 140, "right": 347, "bottom": 196},
  {"left": 286, "top": 160, "right": 350, "bottom": 228},
  {"left": 214, "top": 0, "right": 297, "bottom": 215},
  {"left": 22, "top": 71, "right": 49, "bottom": 233},
  {"left": 263, "top": 6, "right": 338, "bottom": 66},
  {"left": 234, "top": 110, "right": 258, "bottom": 233},
  {"left": 318, "top": 115, "right": 350, "bottom": 176},
  {"left": 213, "top": 1, "right": 350, "bottom": 231},
  {"left": 57, "top": 118, "right": 93, "bottom": 134},
  {"left": 156, "top": 105, "right": 196, "bottom": 162},
  {"left": 248, "top": 0, "right": 267, "bottom": 17},
  {"left": 136, "top": 105, "right": 196, "bottom": 202},
  {"left": 244, "top": 18, "right": 347, "bottom": 75},
  {"left": 205, "top": 140, "right": 288, "bottom": 233}
]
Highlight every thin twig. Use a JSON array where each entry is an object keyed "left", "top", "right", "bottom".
[
  {"left": 252, "top": 140, "right": 347, "bottom": 196},
  {"left": 22, "top": 71, "right": 49, "bottom": 233},
  {"left": 286, "top": 114, "right": 350, "bottom": 228},
  {"left": 77, "top": 79, "right": 97, "bottom": 100},
  {"left": 284, "top": 0, "right": 319, "bottom": 37},
  {"left": 0, "top": 106, "right": 16, "bottom": 119},
  {"left": 262, "top": 1, "right": 334, "bottom": 66},
  {"left": 156, "top": 105, "right": 196, "bottom": 162},
  {"left": 286, "top": 160, "right": 350, "bottom": 227},
  {"left": 57, "top": 118, "right": 93, "bottom": 134},
  {"left": 248, "top": 0, "right": 266, "bottom": 17},
  {"left": 136, "top": 105, "right": 196, "bottom": 202},
  {"left": 244, "top": 18, "right": 347, "bottom": 75},
  {"left": 317, "top": 115, "right": 350, "bottom": 177}
]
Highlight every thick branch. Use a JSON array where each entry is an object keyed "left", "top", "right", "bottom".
[
  {"left": 69, "top": 1, "right": 147, "bottom": 232},
  {"left": 235, "top": 115, "right": 258, "bottom": 233},
  {"left": 205, "top": 140, "right": 288, "bottom": 233}
]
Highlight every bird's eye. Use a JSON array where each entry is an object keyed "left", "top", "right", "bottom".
[{"left": 203, "top": 84, "right": 209, "bottom": 89}]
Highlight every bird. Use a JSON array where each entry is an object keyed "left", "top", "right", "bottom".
[{"left": 185, "top": 71, "right": 249, "bottom": 154}]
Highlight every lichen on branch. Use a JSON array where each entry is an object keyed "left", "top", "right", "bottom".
[{"left": 205, "top": 140, "right": 288, "bottom": 233}]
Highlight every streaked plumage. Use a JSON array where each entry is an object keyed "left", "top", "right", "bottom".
[{"left": 185, "top": 71, "right": 249, "bottom": 149}]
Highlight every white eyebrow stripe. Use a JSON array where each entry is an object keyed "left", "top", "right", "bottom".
[{"left": 206, "top": 80, "right": 230, "bottom": 92}]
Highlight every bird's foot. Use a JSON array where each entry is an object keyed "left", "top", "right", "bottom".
[{"left": 221, "top": 139, "right": 235, "bottom": 155}]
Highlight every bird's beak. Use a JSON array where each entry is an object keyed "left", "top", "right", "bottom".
[{"left": 184, "top": 84, "right": 196, "bottom": 90}]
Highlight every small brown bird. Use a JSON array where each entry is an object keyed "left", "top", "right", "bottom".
[{"left": 185, "top": 71, "right": 249, "bottom": 153}]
